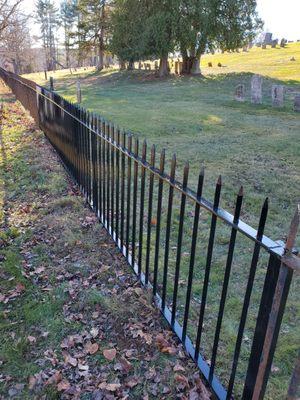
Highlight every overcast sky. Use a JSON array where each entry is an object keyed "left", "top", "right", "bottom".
[{"left": 24, "top": 0, "right": 300, "bottom": 43}]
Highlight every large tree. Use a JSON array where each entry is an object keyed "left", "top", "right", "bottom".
[
  {"left": 178, "top": 0, "right": 262, "bottom": 74},
  {"left": 35, "top": 0, "right": 59, "bottom": 71},
  {"left": 110, "top": 0, "right": 179, "bottom": 77},
  {"left": 109, "top": 0, "right": 146, "bottom": 70},
  {"left": 110, "top": 0, "right": 262, "bottom": 76},
  {"left": 60, "top": 0, "right": 77, "bottom": 68},
  {"left": 0, "top": 0, "right": 23, "bottom": 40},
  {"left": 1, "top": 14, "right": 33, "bottom": 73},
  {"left": 76, "top": 0, "right": 112, "bottom": 70}
]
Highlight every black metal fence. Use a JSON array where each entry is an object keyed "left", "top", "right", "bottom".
[{"left": 1, "top": 67, "right": 299, "bottom": 400}]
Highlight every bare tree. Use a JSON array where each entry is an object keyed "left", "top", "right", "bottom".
[
  {"left": 0, "top": 0, "right": 23, "bottom": 39},
  {"left": 1, "top": 13, "right": 34, "bottom": 73}
]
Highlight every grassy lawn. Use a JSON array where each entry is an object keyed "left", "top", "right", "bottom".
[{"left": 20, "top": 43, "right": 300, "bottom": 399}]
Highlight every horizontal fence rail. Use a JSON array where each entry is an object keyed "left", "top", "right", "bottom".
[{"left": 0, "top": 67, "right": 299, "bottom": 400}]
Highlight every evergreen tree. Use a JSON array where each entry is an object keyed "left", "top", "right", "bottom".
[
  {"left": 76, "top": 0, "right": 112, "bottom": 70},
  {"left": 35, "top": 0, "right": 59, "bottom": 71},
  {"left": 110, "top": 0, "right": 262, "bottom": 76},
  {"left": 60, "top": 0, "right": 77, "bottom": 68},
  {"left": 178, "top": 0, "right": 262, "bottom": 74}
]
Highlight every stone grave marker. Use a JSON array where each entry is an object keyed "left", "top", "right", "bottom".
[
  {"left": 272, "top": 85, "right": 284, "bottom": 107},
  {"left": 251, "top": 75, "right": 263, "bottom": 104},
  {"left": 235, "top": 84, "right": 245, "bottom": 102},
  {"left": 294, "top": 95, "right": 300, "bottom": 112}
]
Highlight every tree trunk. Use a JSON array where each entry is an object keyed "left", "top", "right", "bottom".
[
  {"left": 119, "top": 60, "right": 126, "bottom": 70},
  {"left": 191, "top": 57, "right": 201, "bottom": 75},
  {"left": 97, "top": 39, "right": 104, "bottom": 71},
  {"left": 127, "top": 60, "right": 134, "bottom": 70},
  {"left": 159, "top": 56, "right": 169, "bottom": 77}
]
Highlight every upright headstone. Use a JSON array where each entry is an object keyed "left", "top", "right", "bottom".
[
  {"left": 76, "top": 80, "right": 82, "bottom": 104},
  {"left": 280, "top": 38, "right": 287, "bottom": 48},
  {"left": 235, "top": 84, "right": 245, "bottom": 102},
  {"left": 272, "top": 85, "right": 284, "bottom": 107},
  {"left": 251, "top": 75, "right": 263, "bottom": 104},
  {"left": 294, "top": 95, "right": 300, "bottom": 112},
  {"left": 49, "top": 76, "right": 54, "bottom": 91},
  {"left": 262, "top": 43, "right": 267, "bottom": 49}
]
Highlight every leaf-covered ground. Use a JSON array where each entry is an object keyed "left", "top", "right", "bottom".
[{"left": 0, "top": 84, "right": 211, "bottom": 399}]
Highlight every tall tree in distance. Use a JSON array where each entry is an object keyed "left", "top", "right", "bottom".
[
  {"left": 60, "top": 0, "right": 77, "bottom": 68},
  {"left": 109, "top": 0, "right": 145, "bottom": 70},
  {"left": 35, "top": 0, "right": 59, "bottom": 71},
  {"left": 76, "top": 0, "right": 111, "bottom": 71}
]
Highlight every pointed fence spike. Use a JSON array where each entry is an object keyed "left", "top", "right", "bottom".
[
  {"left": 238, "top": 185, "right": 244, "bottom": 197},
  {"left": 217, "top": 174, "right": 222, "bottom": 186},
  {"left": 256, "top": 197, "right": 269, "bottom": 240}
]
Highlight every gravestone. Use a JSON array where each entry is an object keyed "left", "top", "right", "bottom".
[
  {"left": 243, "top": 46, "right": 248, "bottom": 52},
  {"left": 251, "top": 75, "right": 263, "bottom": 104},
  {"left": 271, "top": 40, "right": 278, "bottom": 48},
  {"left": 294, "top": 95, "right": 300, "bottom": 112},
  {"left": 262, "top": 43, "right": 267, "bottom": 49},
  {"left": 280, "top": 38, "right": 287, "bottom": 47},
  {"left": 272, "top": 85, "right": 284, "bottom": 107},
  {"left": 235, "top": 84, "right": 245, "bottom": 102}
]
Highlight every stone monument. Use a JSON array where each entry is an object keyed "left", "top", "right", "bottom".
[
  {"left": 272, "top": 85, "right": 284, "bottom": 107},
  {"left": 251, "top": 75, "right": 263, "bottom": 104},
  {"left": 294, "top": 95, "right": 300, "bottom": 112}
]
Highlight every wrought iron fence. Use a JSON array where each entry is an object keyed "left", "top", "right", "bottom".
[{"left": 1, "top": 67, "right": 299, "bottom": 400}]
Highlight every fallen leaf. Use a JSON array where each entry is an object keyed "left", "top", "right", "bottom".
[
  {"left": 103, "top": 348, "right": 117, "bottom": 361},
  {"left": 175, "top": 374, "right": 189, "bottom": 388},
  {"left": 85, "top": 342, "right": 99, "bottom": 355},
  {"left": 28, "top": 376, "right": 36, "bottom": 390},
  {"left": 64, "top": 353, "right": 77, "bottom": 367},
  {"left": 126, "top": 377, "right": 139, "bottom": 388},
  {"left": 174, "top": 363, "right": 185, "bottom": 372},
  {"left": 57, "top": 379, "right": 70, "bottom": 392},
  {"left": 27, "top": 335, "right": 36, "bottom": 344},
  {"left": 90, "top": 327, "right": 99, "bottom": 338},
  {"left": 98, "top": 382, "right": 121, "bottom": 392}
]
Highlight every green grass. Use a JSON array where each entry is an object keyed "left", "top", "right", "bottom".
[{"left": 21, "top": 43, "right": 300, "bottom": 399}]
